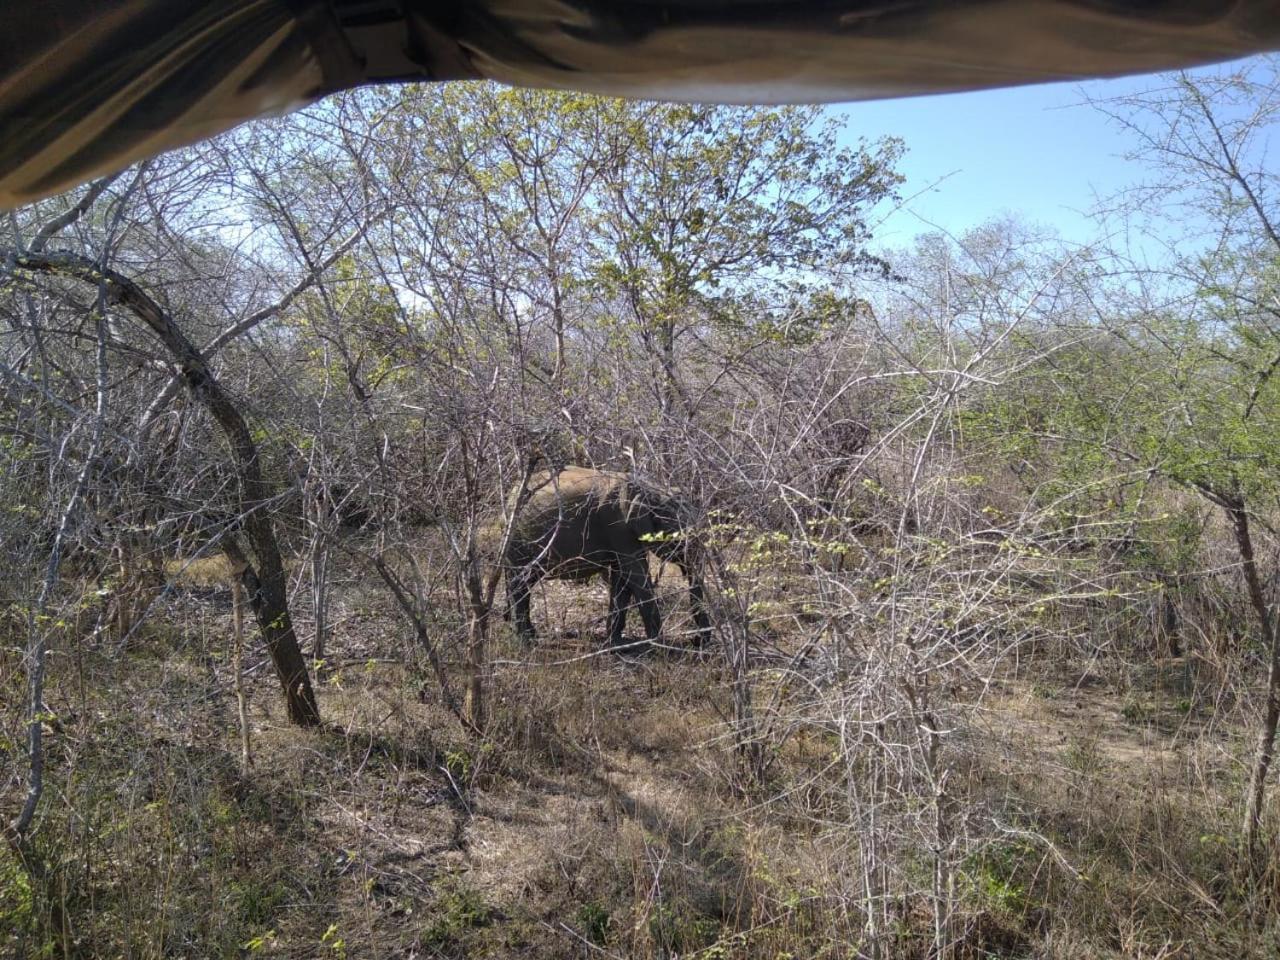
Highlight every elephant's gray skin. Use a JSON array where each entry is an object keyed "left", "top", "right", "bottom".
[{"left": 504, "top": 466, "right": 711, "bottom": 648}]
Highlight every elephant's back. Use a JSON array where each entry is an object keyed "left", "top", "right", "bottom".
[
  {"left": 508, "top": 466, "right": 630, "bottom": 574},
  {"left": 517, "top": 466, "right": 626, "bottom": 518}
]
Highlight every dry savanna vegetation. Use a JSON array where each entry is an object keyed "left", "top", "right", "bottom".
[{"left": 4, "top": 61, "right": 1280, "bottom": 959}]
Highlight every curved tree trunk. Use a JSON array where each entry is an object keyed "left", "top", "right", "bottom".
[{"left": 12, "top": 250, "right": 321, "bottom": 726}]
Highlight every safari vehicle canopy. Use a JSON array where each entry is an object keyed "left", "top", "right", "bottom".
[{"left": 3, "top": 1, "right": 1280, "bottom": 208}]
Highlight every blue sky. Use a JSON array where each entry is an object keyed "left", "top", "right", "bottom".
[{"left": 830, "top": 56, "right": 1271, "bottom": 247}]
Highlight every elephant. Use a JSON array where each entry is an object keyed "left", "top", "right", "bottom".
[{"left": 504, "top": 466, "right": 712, "bottom": 649}]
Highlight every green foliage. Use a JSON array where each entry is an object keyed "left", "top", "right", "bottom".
[
  {"left": 1062, "top": 736, "right": 1105, "bottom": 776},
  {"left": 229, "top": 875, "right": 289, "bottom": 927},
  {"left": 576, "top": 900, "right": 610, "bottom": 945},
  {"left": 1120, "top": 696, "right": 1155, "bottom": 725},
  {"left": 646, "top": 901, "right": 721, "bottom": 956},
  {"left": 422, "top": 876, "right": 492, "bottom": 948},
  {"left": 242, "top": 928, "right": 277, "bottom": 952},
  {"left": 393, "top": 85, "right": 901, "bottom": 365},
  {"left": 962, "top": 840, "right": 1035, "bottom": 919},
  {"left": 0, "top": 851, "right": 41, "bottom": 957},
  {"left": 320, "top": 922, "right": 347, "bottom": 958},
  {"left": 443, "top": 746, "right": 473, "bottom": 783}
]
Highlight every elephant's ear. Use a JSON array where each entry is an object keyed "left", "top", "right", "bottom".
[{"left": 619, "top": 479, "right": 661, "bottom": 536}]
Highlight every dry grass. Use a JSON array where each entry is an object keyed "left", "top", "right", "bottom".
[
  {"left": 3, "top": 553, "right": 1280, "bottom": 959},
  {"left": 165, "top": 553, "right": 240, "bottom": 587}
]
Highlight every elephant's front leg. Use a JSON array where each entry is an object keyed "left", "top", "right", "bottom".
[
  {"left": 607, "top": 565, "right": 633, "bottom": 646},
  {"left": 687, "top": 575, "right": 712, "bottom": 647},
  {"left": 614, "top": 556, "right": 662, "bottom": 645},
  {"left": 507, "top": 567, "right": 538, "bottom": 644}
]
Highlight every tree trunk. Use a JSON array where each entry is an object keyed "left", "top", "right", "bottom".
[
  {"left": 311, "top": 537, "right": 329, "bottom": 662},
  {"left": 729, "top": 618, "right": 762, "bottom": 779},
  {"left": 550, "top": 268, "right": 567, "bottom": 384},
  {"left": 232, "top": 578, "right": 253, "bottom": 771},
  {"left": 706, "top": 551, "right": 762, "bottom": 780},
  {"left": 1227, "top": 494, "right": 1280, "bottom": 863},
  {"left": 371, "top": 553, "right": 464, "bottom": 722},
  {"left": 224, "top": 538, "right": 320, "bottom": 727},
  {"left": 11, "top": 252, "right": 322, "bottom": 727},
  {"left": 1159, "top": 581, "right": 1181, "bottom": 658},
  {"left": 464, "top": 569, "right": 488, "bottom": 733}
]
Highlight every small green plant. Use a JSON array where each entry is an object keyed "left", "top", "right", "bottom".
[
  {"left": 422, "top": 877, "right": 491, "bottom": 948},
  {"left": 229, "top": 876, "right": 287, "bottom": 927},
  {"left": 444, "top": 747, "right": 473, "bottom": 783},
  {"left": 242, "top": 928, "right": 276, "bottom": 952},
  {"left": 321, "top": 922, "right": 348, "bottom": 959},
  {"left": 646, "top": 903, "right": 720, "bottom": 956},
  {"left": 1121, "top": 697, "right": 1154, "bottom": 724},
  {"left": 0, "top": 852, "right": 37, "bottom": 954},
  {"left": 693, "top": 928, "right": 748, "bottom": 959},
  {"left": 577, "top": 900, "right": 610, "bottom": 945},
  {"left": 963, "top": 840, "right": 1033, "bottom": 918},
  {"left": 1062, "top": 736, "right": 1104, "bottom": 776},
  {"left": 978, "top": 869, "right": 1027, "bottom": 915}
]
